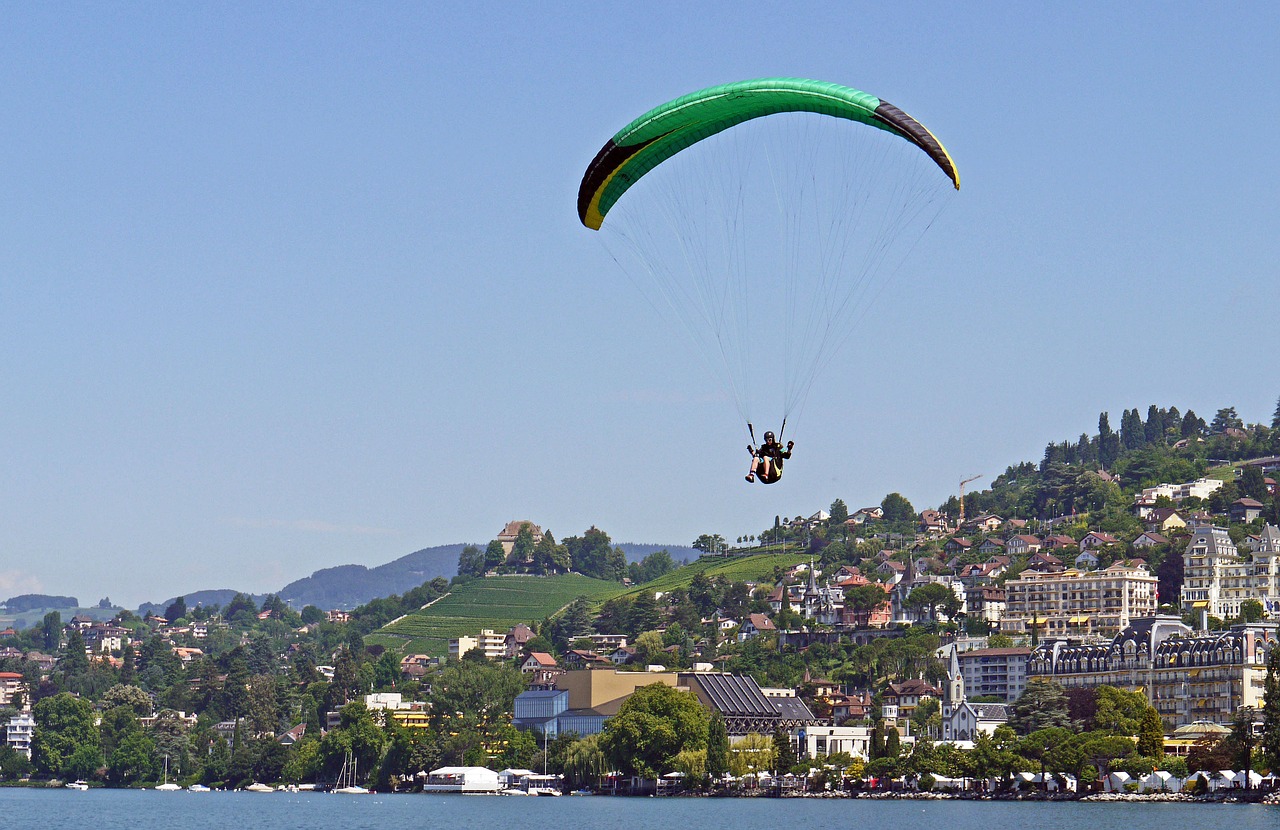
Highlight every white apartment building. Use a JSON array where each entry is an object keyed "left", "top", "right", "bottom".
[
  {"left": 1182, "top": 524, "right": 1280, "bottom": 619},
  {"left": 449, "top": 629, "right": 507, "bottom": 661},
  {"left": 1138, "top": 477, "right": 1224, "bottom": 504},
  {"left": 3, "top": 713, "right": 34, "bottom": 759},
  {"left": 1001, "top": 562, "right": 1158, "bottom": 638}
]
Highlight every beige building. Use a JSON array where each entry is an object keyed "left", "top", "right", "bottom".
[
  {"left": 1182, "top": 524, "right": 1280, "bottom": 619},
  {"left": 1029, "top": 616, "right": 1276, "bottom": 728},
  {"left": 1002, "top": 562, "right": 1157, "bottom": 638},
  {"left": 449, "top": 629, "right": 507, "bottom": 661}
]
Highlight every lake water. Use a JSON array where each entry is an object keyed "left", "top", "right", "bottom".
[{"left": 3, "top": 788, "right": 1275, "bottom": 830}]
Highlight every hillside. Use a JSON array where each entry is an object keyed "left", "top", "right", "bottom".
[
  {"left": 276, "top": 544, "right": 467, "bottom": 610},
  {"left": 131, "top": 541, "right": 699, "bottom": 616},
  {"left": 1, "top": 604, "right": 120, "bottom": 632},
  {"left": 364, "top": 573, "right": 621, "bottom": 656},
  {"left": 137, "top": 590, "right": 267, "bottom": 618},
  {"left": 614, "top": 551, "right": 812, "bottom": 600},
  {"left": 366, "top": 551, "right": 810, "bottom": 656}
]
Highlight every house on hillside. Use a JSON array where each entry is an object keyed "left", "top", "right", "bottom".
[
  {"left": 505, "top": 624, "right": 536, "bottom": 659},
  {"left": 976, "top": 538, "right": 1005, "bottom": 558},
  {"left": 739, "top": 613, "right": 776, "bottom": 641},
  {"left": 1144, "top": 508, "right": 1187, "bottom": 532},
  {"left": 848, "top": 507, "right": 884, "bottom": 525},
  {"left": 1132, "top": 532, "right": 1168, "bottom": 550},
  {"left": 961, "top": 514, "right": 1004, "bottom": 534},
  {"left": 1005, "top": 535, "right": 1042, "bottom": 557},
  {"left": 1079, "top": 531, "right": 1121, "bottom": 552},
  {"left": 1231, "top": 498, "right": 1265, "bottom": 523},
  {"left": 1026, "top": 551, "right": 1064, "bottom": 573},
  {"left": 497, "top": 521, "right": 544, "bottom": 556},
  {"left": 918, "top": 510, "right": 950, "bottom": 536}
]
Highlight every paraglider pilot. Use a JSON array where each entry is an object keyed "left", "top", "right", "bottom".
[{"left": 746, "top": 431, "right": 793, "bottom": 484}]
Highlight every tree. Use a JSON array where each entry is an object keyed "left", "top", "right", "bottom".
[
  {"left": 1092, "top": 686, "right": 1150, "bottom": 735},
  {"left": 692, "top": 534, "right": 726, "bottom": 554},
  {"left": 1145, "top": 405, "right": 1165, "bottom": 446},
  {"left": 599, "top": 684, "right": 709, "bottom": 777},
  {"left": 728, "top": 731, "right": 774, "bottom": 777},
  {"left": 457, "top": 544, "right": 484, "bottom": 578},
  {"left": 554, "top": 597, "right": 594, "bottom": 647},
  {"left": 1240, "top": 466, "right": 1268, "bottom": 501},
  {"left": 772, "top": 726, "right": 797, "bottom": 774},
  {"left": 103, "top": 684, "right": 153, "bottom": 717},
  {"left": 509, "top": 523, "right": 537, "bottom": 567},
  {"left": 164, "top": 596, "right": 188, "bottom": 622},
  {"left": 0, "top": 744, "right": 32, "bottom": 780},
  {"left": 41, "top": 611, "right": 62, "bottom": 652},
  {"left": 880, "top": 493, "right": 915, "bottom": 525},
  {"left": 58, "top": 629, "right": 91, "bottom": 678},
  {"left": 1273, "top": 395, "right": 1280, "bottom": 431},
  {"left": 1008, "top": 679, "right": 1073, "bottom": 735},
  {"left": 706, "top": 711, "right": 729, "bottom": 780},
  {"left": 482, "top": 540, "right": 506, "bottom": 573},
  {"left": 119, "top": 641, "right": 136, "bottom": 686},
  {"left": 904, "top": 582, "right": 952, "bottom": 621},
  {"left": 32, "top": 692, "right": 100, "bottom": 777},
  {"left": 224, "top": 593, "right": 259, "bottom": 624},
  {"left": 1098, "top": 412, "right": 1120, "bottom": 469},
  {"left": 108, "top": 731, "right": 157, "bottom": 785},
  {"left": 829, "top": 499, "right": 849, "bottom": 525},
  {"left": 1210, "top": 406, "right": 1243, "bottom": 434},
  {"left": 1136, "top": 707, "right": 1165, "bottom": 757},
  {"left": 565, "top": 527, "right": 613, "bottom": 579},
  {"left": 634, "top": 631, "right": 665, "bottom": 666},
  {"left": 1261, "top": 643, "right": 1280, "bottom": 775},
  {"left": 987, "top": 633, "right": 1015, "bottom": 649},
  {"left": 1181, "top": 409, "right": 1205, "bottom": 438}
]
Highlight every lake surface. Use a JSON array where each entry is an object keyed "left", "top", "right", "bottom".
[{"left": 2, "top": 788, "right": 1275, "bottom": 830}]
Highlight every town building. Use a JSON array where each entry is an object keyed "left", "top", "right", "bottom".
[
  {"left": 0, "top": 673, "right": 26, "bottom": 709},
  {"left": 954, "top": 646, "right": 1030, "bottom": 702},
  {"left": 448, "top": 629, "right": 506, "bottom": 661},
  {"left": 1027, "top": 615, "right": 1276, "bottom": 728},
  {"left": 512, "top": 669, "right": 817, "bottom": 739},
  {"left": 1181, "top": 524, "right": 1280, "bottom": 619},
  {"left": 3, "top": 712, "right": 34, "bottom": 758},
  {"left": 496, "top": 520, "right": 544, "bottom": 556},
  {"left": 1001, "top": 562, "right": 1157, "bottom": 638}
]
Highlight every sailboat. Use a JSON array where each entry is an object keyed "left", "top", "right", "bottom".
[
  {"left": 334, "top": 750, "right": 369, "bottom": 794},
  {"left": 155, "top": 755, "right": 182, "bottom": 791}
]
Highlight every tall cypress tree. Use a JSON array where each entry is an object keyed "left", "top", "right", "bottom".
[
  {"left": 772, "top": 727, "right": 796, "bottom": 775},
  {"left": 1098, "top": 412, "right": 1120, "bottom": 469},
  {"left": 706, "top": 711, "right": 729, "bottom": 779}
]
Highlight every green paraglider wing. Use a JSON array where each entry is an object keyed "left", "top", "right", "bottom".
[{"left": 577, "top": 78, "right": 959, "bottom": 230}]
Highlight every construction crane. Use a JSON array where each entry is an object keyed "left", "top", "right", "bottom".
[{"left": 958, "top": 474, "right": 983, "bottom": 527}]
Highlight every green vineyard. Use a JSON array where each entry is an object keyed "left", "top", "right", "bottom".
[{"left": 366, "top": 573, "right": 620, "bottom": 656}]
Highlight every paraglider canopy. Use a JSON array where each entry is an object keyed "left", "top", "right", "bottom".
[
  {"left": 578, "top": 78, "right": 958, "bottom": 230},
  {"left": 578, "top": 78, "right": 958, "bottom": 446}
]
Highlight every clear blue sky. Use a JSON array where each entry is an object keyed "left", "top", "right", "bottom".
[{"left": 2, "top": 4, "right": 1277, "bottom": 607}]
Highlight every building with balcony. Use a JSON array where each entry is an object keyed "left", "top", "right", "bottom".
[
  {"left": 1027, "top": 616, "right": 1275, "bottom": 728},
  {"left": 1001, "top": 562, "right": 1157, "bottom": 638},
  {"left": 448, "top": 629, "right": 507, "bottom": 661},
  {"left": 3, "top": 712, "right": 34, "bottom": 758},
  {"left": 1181, "top": 524, "right": 1280, "bottom": 619}
]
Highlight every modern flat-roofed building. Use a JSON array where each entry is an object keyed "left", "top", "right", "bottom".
[{"left": 955, "top": 646, "right": 1031, "bottom": 702}]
